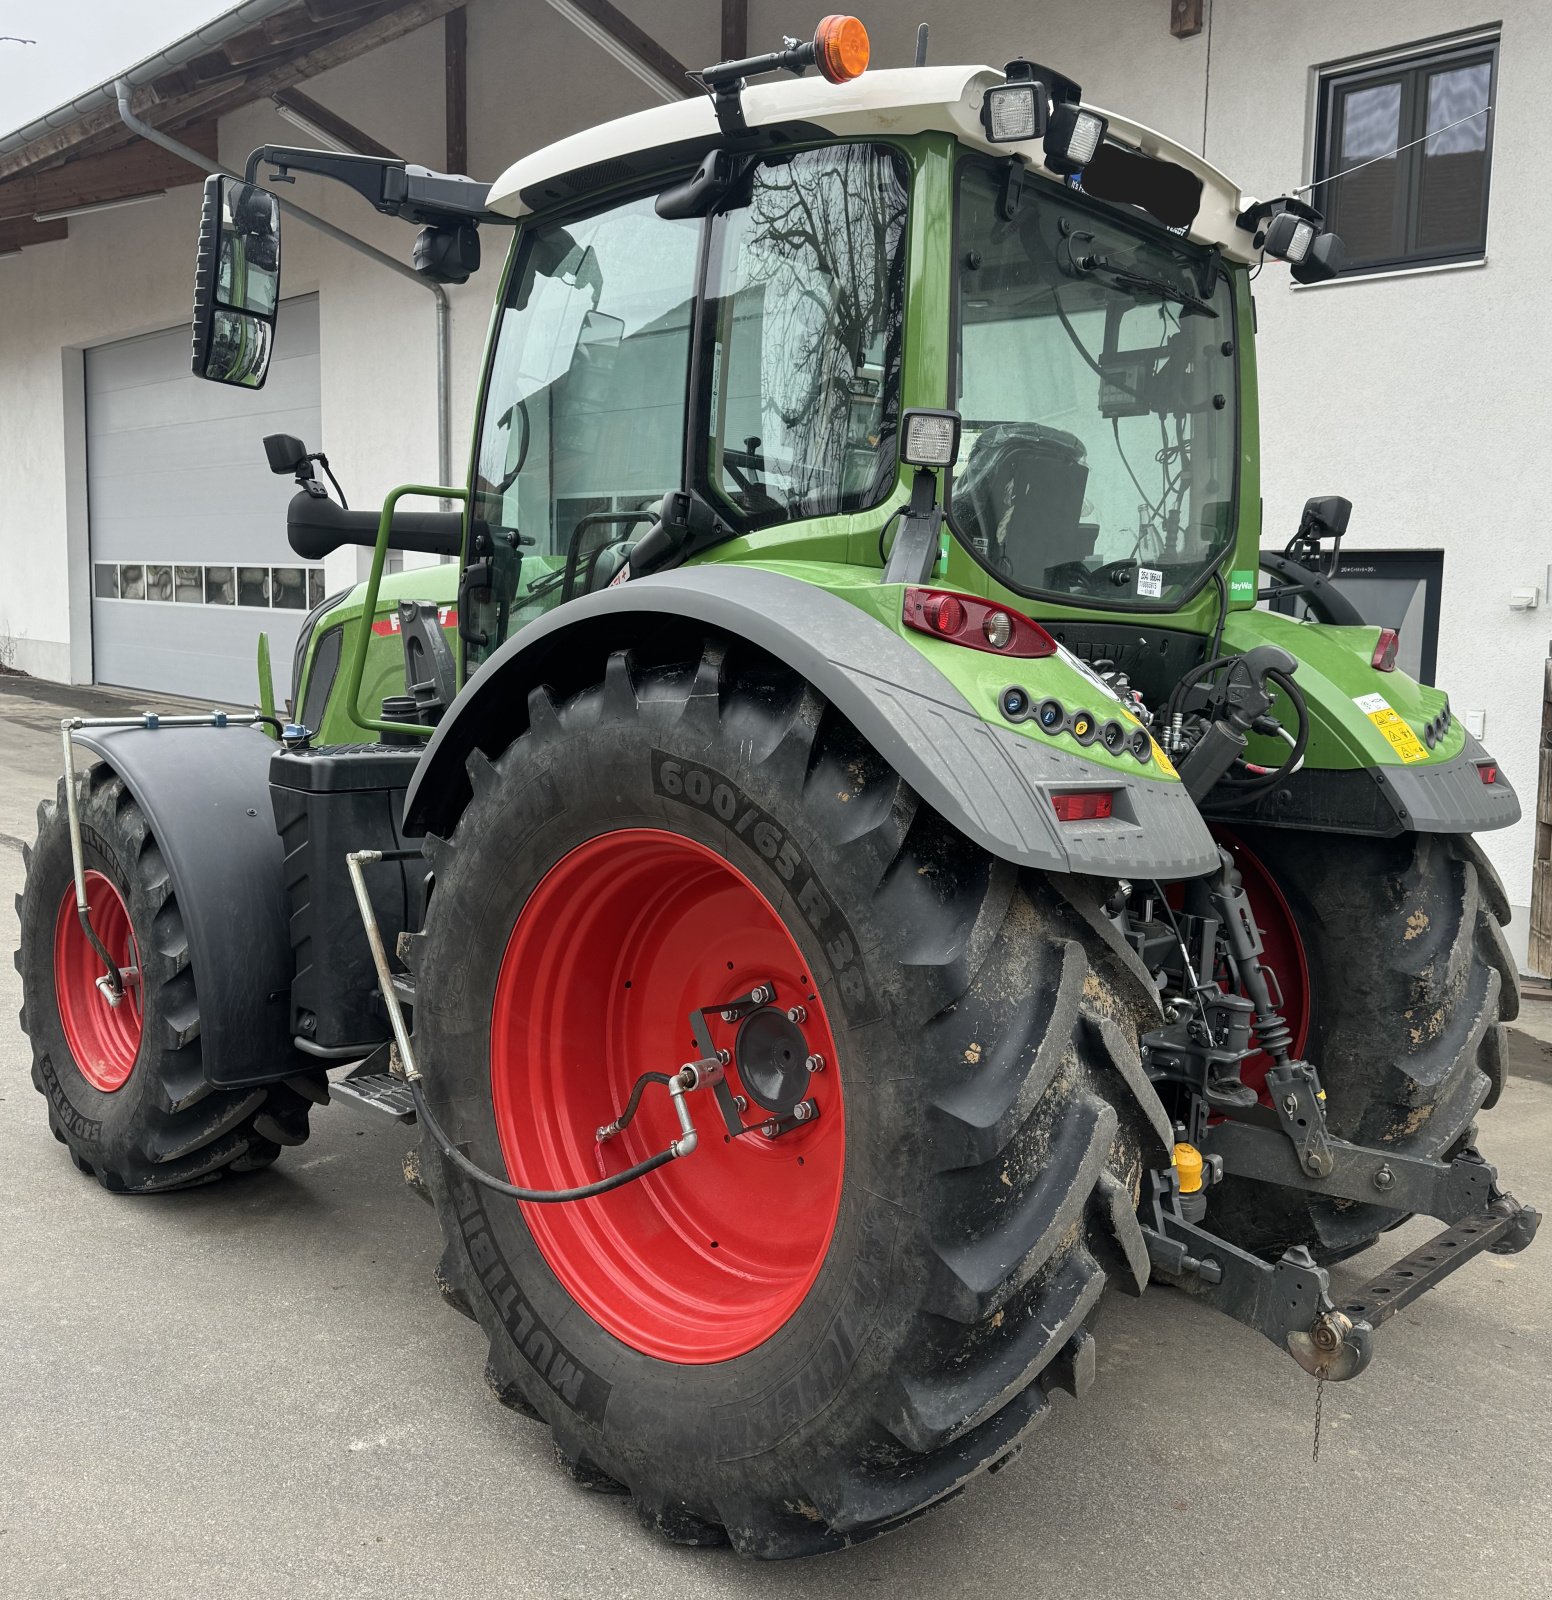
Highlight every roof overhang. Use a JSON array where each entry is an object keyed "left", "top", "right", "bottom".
[
  {"left": 0, "top": 0, "right": 464, "bottom": 254},
  {"left": 487, "top": 64, "right": 1266, "bottom": 265}
]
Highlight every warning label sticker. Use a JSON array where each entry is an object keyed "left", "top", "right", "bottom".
[
  {"left": 1136, "top": 567, "right": 1163, "bottom": 598},
  {"left": 1353, "top": 693, "right": 1428, "bottom": 763},
  {"left": 1151, "top": 738, "right": 1178, "bottom": 777}
]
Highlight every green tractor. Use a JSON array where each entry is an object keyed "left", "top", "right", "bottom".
[{"left": 14, "top": 17, "right": 1537, "bottom": 1556}]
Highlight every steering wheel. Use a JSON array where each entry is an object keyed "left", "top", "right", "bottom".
[{"left": 1042, "top": 558, "right": 1140, "bottom": 595}]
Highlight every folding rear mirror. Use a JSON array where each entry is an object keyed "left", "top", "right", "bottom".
[{"left": 191, "top": 174, "right": 281, "bottom": 388}]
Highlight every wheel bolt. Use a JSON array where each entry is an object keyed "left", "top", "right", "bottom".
[
  {"left": 787, "top": 1005, "right": 807, "bottom": 1023},
  {"left": 793, "top": 1098, "right": 817, "bottom": 1122},
  {"left": 733, "top": 1095, "right": 748, "bottom": 1113},
  {"left": 805, "top": 1053, "right": 825, "bottom": 1074},
  {"left": 717, "top": 1048, "right": 731, "bottom": 1066},
  {"left": 750, "top": 983, "right": 773, "bottom": 1006},
  {"left": 721, "top": 1010, "right": 738, "bottom": 1023}
]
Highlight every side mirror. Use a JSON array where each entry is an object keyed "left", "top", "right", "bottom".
[
  {"left": 263, "top": 432, "right": 310, "bottom": 477},
  {"left": 191, "top": 174, "right": 281, "bottom": 388}
]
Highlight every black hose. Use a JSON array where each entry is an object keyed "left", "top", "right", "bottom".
[
  {"left": 1208, "top": 568, "right": 1229, "bottom": 662},
  {"left": 410, "top": 1078, "right": 681, "bottom": 1203},
  {"left": 1215, "top": 668, "right": 1309, "bottom": 799}
]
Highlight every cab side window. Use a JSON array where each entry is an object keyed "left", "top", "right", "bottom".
[{"left": 701, "top": 144, "right": 909, "bottom": 528}]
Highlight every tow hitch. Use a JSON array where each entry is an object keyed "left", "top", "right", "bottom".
[
  {"left": 1134, "top": 841, "right": 1539, "bottom": 1381},
  {"left": 1144, "top": 1155, "right": 1538, "bottom": 1382}
]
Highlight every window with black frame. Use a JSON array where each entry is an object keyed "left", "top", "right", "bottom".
[{"left": 1312, "top": 35, "right": 1497, "bottom": 275}]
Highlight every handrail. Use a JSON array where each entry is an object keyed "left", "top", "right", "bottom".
[{"left": 343, "top": 483, "right": 470, "bottom": 740}]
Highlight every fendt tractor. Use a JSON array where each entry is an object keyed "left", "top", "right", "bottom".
[{"left": 14, "top": 17, "right": 1540, "bottom": 1556}]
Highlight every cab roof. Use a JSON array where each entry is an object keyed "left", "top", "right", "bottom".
[{"left": 486, "top": 64, "right": 1264, "bottom": 265}]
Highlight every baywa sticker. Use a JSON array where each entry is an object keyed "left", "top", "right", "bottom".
[
  {"left": 1229, "top": 568, "right": 1256, "bottom": 603},
  {"left": 1136, "top": 566, "right": 1164, "bottom": 599},
  {"left": 1353, "top": 692, "right": 1428, "bottom": 764},
  {"left": 651, "top": 750, "right": 880, "bottom": 1027}
]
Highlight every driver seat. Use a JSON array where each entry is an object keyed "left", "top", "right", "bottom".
[{"left": 956, "top": 422, "right": 1090, "bottom": 588}]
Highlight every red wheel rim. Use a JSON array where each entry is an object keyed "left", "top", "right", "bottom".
[
  {"left": 53, "top": 871, "right": 143, "bottom": 1093},
  {"left": 491, "top": 829, "right": 846, "bottom": 1363},
  {"left": 1211, "top": 826, "right": 1311, "bottom": 1103}
]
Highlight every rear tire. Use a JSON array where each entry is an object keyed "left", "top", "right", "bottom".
[
  {"left": 412, "top": 642, "right": 1171, "bottom": 1556},
  {"left": 13, "top": 763, "right": 321, "bottom": 1192},
  {"left": 1211, "top": 826, "right": 1516, "bottom": 1258}
]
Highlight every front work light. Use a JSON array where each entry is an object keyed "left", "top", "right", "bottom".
[
  {"left": 1045, "top": 102, "right": 1108, "bottom": 175},
  {"left": 983, "top": 62, "right": 1048, "bottom": 143},
  {"left": 983, "top": 82, "right": 1045, "bottom": 142},
  {"left": 1263, "top": 210, "right": 1315, "bottom": 264},
  {"left": 900, "top": 407, "right": 961, "bottom": 470}
]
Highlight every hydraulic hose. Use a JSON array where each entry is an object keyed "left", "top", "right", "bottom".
[{"left": 410, "top": 1078, "right": 681, "bottom": 1203}]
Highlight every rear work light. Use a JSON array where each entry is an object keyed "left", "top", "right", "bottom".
[
  {"left": 1371, "top": 628, "right": 1399, "bottom": 671},
  {"left": 1051, "top": 790, "right": 1115, "bottom": 822},
  {"left": 903, "top": 588, "right": 1058, "bottom": 658}
]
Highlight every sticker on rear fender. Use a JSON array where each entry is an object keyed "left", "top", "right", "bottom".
[
  {"left": 1353, "top": 692, "right": 1428, "bottom": 764},
  {"left": 651, "top": 750, "right": 880, "bottom": 1027}
]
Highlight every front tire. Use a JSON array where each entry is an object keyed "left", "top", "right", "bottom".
[
  {"left": 413, "top": 643, "right": 1171, "bottom": 1556},
  {"left": 13, "top": 763, "right": 320, "bottom": 1191}
]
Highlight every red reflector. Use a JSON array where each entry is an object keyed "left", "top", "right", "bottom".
[
  {"left": 1371, "top": 628, "right": 1399, "bottom": 671},
  {"left": 1051, "top": 790, "right": 1115, "bottom": 822},
  {"left": 902, "top": 588, "right": 1058, "bottom": 658},
  {"left": 1478, "top": 762, "right": 1498, "bottom": 785}
]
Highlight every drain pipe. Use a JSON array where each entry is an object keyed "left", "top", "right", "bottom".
[{"left": 114, "top": 80, "right": 452, "bottom": 493}]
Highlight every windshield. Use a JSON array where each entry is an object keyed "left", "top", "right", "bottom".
[{"left": 949, "top": 160, "right": 1238, "bottom": 610}]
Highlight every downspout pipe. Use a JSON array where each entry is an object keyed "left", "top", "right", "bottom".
[{"left": 114, "top": 80, "right": 452, "bottom": 495}]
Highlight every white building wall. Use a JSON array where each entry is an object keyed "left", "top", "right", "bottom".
[{"left": 1, "top": 0, "right": 1544, "bottom": 947}]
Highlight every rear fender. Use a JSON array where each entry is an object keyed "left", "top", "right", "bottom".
[
  {"left": 403, "top": 565, "right": 1220, "bottom": 881},
  {"left": 73, "top": 724, "right": 302, "bottom": 1089}
]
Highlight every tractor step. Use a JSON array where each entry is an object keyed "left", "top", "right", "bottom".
[{"left": 331, "top": 1067, "right": 417, "bottom": 1122}]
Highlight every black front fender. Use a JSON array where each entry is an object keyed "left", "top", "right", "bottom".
[
  {"left": 404, "top": 566, "right": 1219, "bottom": 882},
  {"left": 74, "top": 724, "right": 303, "bottom": 1088}
]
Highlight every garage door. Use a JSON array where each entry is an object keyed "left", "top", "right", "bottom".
[{"left": 87, "top": 295, "right": 324, "bottom": 702}]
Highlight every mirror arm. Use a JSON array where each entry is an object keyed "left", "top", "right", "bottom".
[{"left": 244, "top": 144, "right": 506, "bottom": 228}]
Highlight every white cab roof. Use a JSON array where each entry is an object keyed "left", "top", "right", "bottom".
[{"left": 486, "top": 65, "right": 1263, "bottom": 264}]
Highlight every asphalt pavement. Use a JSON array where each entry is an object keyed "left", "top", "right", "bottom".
[{"left": 2, "top": 673, "right": 1549, "bottom": 1600}]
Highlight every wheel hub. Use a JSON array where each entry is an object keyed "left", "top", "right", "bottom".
[
  {"left": 734, "top": 1006, "right": 812, "bottom": 1114},
  {"left": 490, "top": 828, "right": 846, "bottom": 1363}
]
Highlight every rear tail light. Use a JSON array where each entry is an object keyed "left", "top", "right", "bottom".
[
  {"left": 1477, "top": 761, "right": 1498, "bottom": 786},
  {"left": 903, "top": 588, "right": 1057, "bottom": 658},
  {"left": 1371, "top": 628, "right": 1399, "bottom": 671},
  {"left": 1051, "top": 790, "right": 1114, "bottom": 822}
]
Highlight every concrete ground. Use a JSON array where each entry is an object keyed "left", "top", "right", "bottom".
[{"left": 2, "top": 673, "right": 1549, "bottom": 1600}]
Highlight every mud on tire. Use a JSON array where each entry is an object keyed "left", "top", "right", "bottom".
[
  {"left": 412, "top": 642, "right": 1174, "bottom": 1557},
  {"left": 13, "top": 763, "right": 321, "bottom": 1192},
  {"left": 1212, "top": 826, "right": 1517, "bottom": 1259}
]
